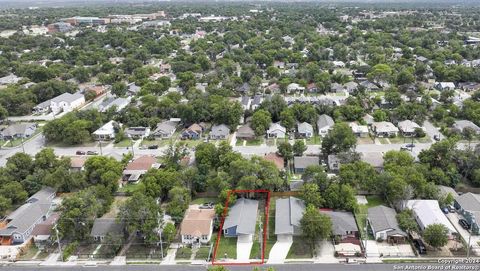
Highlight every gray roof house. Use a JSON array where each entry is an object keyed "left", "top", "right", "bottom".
[
  {"left": 275, "top": 197, "right": 305, "bottom": 237},
  {"left": 0, "top": 187, "right": 56, "bottom": 245},
  {"left": 267, "top": 122, "right": 286, "bottom": 139},
  {"left": 90, "top": 218, "right": 124, "bottom": 241},
  {"left": 371, "top": 121, "right": 399, "bottom": 137},
  {"left": 125, "top": 126, "right": 151, "bottom": 139},
  {"left": 294, "top": 156, "right": 319, "bottom": 174},
  {"left": 452, "top": 120, "right": 480, "bottom": 134},
  {"left": 152, "top": 121, "right": 176, "bottom": 139},
  {"left": 223, "top": 198, "right": 259, "bottom": 238},
  {"left": 237, "top": 83, "right": 250, "bottom": 94},
  {"left": 297, "top": 122, "right": 314, "bottom": 138},
  {"left": 317, "top": 114, "right": 334, "bottom": 136},
  {"left": 454, "top": 193, "right": 480, "bottom": 235},
  {"left": 367, "top": 205, "right": 407, "bottom": 243},
  {"left": 321, "top": 210, "right": 359, "bottom": 244},
  {"left": 0, "top": 123, "right": 37, "bottom": 140},
  {"left": 98, "top": 97, "right": 130, "bottom": 113},
  {"left": 210, "top": 124, "right": 230, "bottom": 140},
  {"left": 397, "top": 120, "right": 421, "bottom": 136},
  {"left": 236, "top": 124, "right": 255, "bottom": 140}
]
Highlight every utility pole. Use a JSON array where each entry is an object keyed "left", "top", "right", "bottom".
[
  {"left": 157, "top": 212, "right": 163, "bottom": 260},
  {"left": 364, "top": 214, "right": 368, "bottom": 259},
  {"left": 259, "top": 220, "right": 263, "bottom": 260},
  {"left": 53, "top": 224, "right": 63, "bottom": 261},
  {"left": 99, "top": 140, "right": 103, "bottom": 155},
  {"left": 129, "top": 137, "right": 135, "bottom": 157},
  {"left": 467, "top": 233, "right": 471, "bottom": 258},
  {"left": 21, "top": 137, "right": 25, "bottom": 154}
]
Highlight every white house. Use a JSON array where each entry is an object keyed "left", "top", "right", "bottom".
[
  {"left": 92, "top": 120, "right": 117, "bottom": 141},
  {"left": 180, "top": 206, "right": 215, "bottom": 245},
  {"left": 287, "top": 83, "right": 305, "bottom": 93},
  {"left": 349, "top": 122, "right": 369, "bottom": 138},
  {"left": 371, "top": 121, "right": 399, "bottom": 137},
  {"left": 297, "top": 122, "right": 314, "bottom": 138},
  {"left": 33, "top": 92, "right": 85, "bottom": 115},
  {"left": 434, "top": 82, "right": 456, "bottom": 91},
  {"left": 267, "top": 122, "right": 286, "bottom": 139},
  {"left": 404, "top": 200, "right": 457, "bottom": 239},
  {"left": 317, "top": 114, "right": 334, "bottom": 136},
  {"left": 397, "top": 120, "right": 421, "bottom": 137}
]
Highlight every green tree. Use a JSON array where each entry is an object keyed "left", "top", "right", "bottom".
[
  {"left": 339, "top": 161, "right": 379, "bottom": 192},
  {"left": 0, "top": 196, "right": 12, "bottom": 216},
  {"left": 293, "top": 140, "right": 307, "bottom": 156},
  {"left": 112, "top": 82, "right": 127, "bottom": 97},
  {"left": 368, "top": 64, "right": 392, "bottom": 83},
  {"left": 301, "top": 183, "right": 324, "bottom": 207},
  {"left": 280, "top": 109, "right": 296, "bottom": 132},
  {"left": 396, "top": 209, "right": 418, "bottom": 233},
  {"left": 372, "top": 110, "right": 388, "bottom": 122},
  {"left": 277, "top": 142, "right": 293, "bottom": 161},
  {"left": 423, "top": 224, "right": 449, "bottom": 249},
  {"left": 162, "top": 223, "right": 176, "bottom": 244},
  {"left": 321, "top": 122, "right": 356, "bottom": 156},
  {"left": 251, "top": 109, "right": 272, "bottom": 136},
  {"left": 300, "top": 204, "right": 332, "bottom": 250}
]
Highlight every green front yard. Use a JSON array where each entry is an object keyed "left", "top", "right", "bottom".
[
  {"left": 355, "top": 195, "right": 385, "bottom": 240},
  {"left": 175, "top": 247, "right": 192, "bottom": 260},
  {"left": 286, "top": 237, "right": 313, "bottom": 259},
  {"left": 306, "top": 135, "right": 321, "bottom": 145},
  {"left": 386, "top": 135, "right": 431, "bottom": 144},
  {"left": 117, "top": 183, "right": 142, "bottom": 194},
  {"left": 246, "top": 138, "right": 263, "bottom": 146},
  {"left": 141, "top": 139, "right": 173, "bottom": 147},
  {"left": 266, "top": 139, "right": 276, "bottom": 146},
  {"left": 214, "top": 236, "right": 237, "bottom": 260},
  {"left": 195, "top": 246, "right": 211, "bottom": 260},
  {"left": 114, "top": 139, "right": 133, "bottom": 148}
]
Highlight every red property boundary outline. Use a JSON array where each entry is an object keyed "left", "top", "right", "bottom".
[{"left": 212, "top": 189, "right": 271, "bottom": 266}]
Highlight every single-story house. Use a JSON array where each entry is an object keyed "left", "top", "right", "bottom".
[
  {"left": 397, "top": 120, "right": 421, "bottom": 137},
  {"left": 404, "top": 200, "right": 457, "bottom": 239},
  {"left": 251, "top": 95, "right": 263, "bottom": 111},
  {"left": 180, "top": 206, "right": 215, "bottom": 244},
  {"left": 435, "top": 82, "right": 456, "bottom": 91},
  {"left": 210, "top": 124, "right": 230, "bottom": 140},
  {"left": 240, "top": 96, "right": 251, "bottom": 111},
  {"left": 181, "top": 123, "right": 204, "bottom": 140},
  {"left": 454, "top": 193, "right": 480, "bottom": 235},
  {"left": 122, "top": 155, "right": 160, "bottom": 183},
  {"left": 236, "top": 124, "right": 256, "bottom": 140},
  {"left": 92, "top": 120, "right": 117, "bottom": 141},
  {"left": 98, "top": 97, "right": 130, "bottom": 113},
  {"left": 0, "top": 187, "right": 56, "bottom": 245},
  {"left": 267, "top": 123, "right": 286, "bottom": 139},
  {"left": 320, "top": 210, "right": 360, "bottom": 245},
  {"left": 223, "top": 198, "right": 259, "bottom": 240},
  {"left": 367, "top": 205, "right": 407, "bottom": 243},
  {"left": 264, "top": 153, "right": 284, "bottom": 171},
  {"left": 0, "top": 74, "right": 22, "bottom": 85},
  {"left": 237, "top": 83, "right": 250, "bottom": 94},
  {"left": 33, "top": 92, "right": 85, "bottom": 115},
  {"left": 297, "top": 122, "right": 314, "bottom": 138},
  {"left": 452, "top": 120, "right": 480, "bottom": 135},
  {"left": 317, "top": 114, "right": 334, "bottom": 136},
  {"left": 371, "top": 122, "right": 399, "bottom": 137},
  {"left": 287, "top": 83, "right": 305, "bottom": 93},
  {"left": 360, "top": 152, "right": 384, "bottom": 171},
  {"left": 0, "top": 123, "right": 37, "bottom": 140},
  {"left": 90, "top": 218, "right": 124, "bottom": 242},
  {"left": 349, "top": 122, "right": 369, "bottom": 138},
  {"left": 125, "top": 126, "right": 151, "bottom": 139},
  {"left": 70, "top": 156, "right": 86, "bottom": 172},
  {"left": 31, "top": 212, "right": 60, "bottom": 249},
  {"left": 363, "top": 114, "right": 374, "bottom": 125},
  {"left": 275, "top": 197, "right": 305, "bottom": 240},
  {"left": 152, "top": 121, "right": 176, "bottom": 139},
  {"left": 293, "top": 156, "right": 319, "bottom": 174},
  {"left": 437, "top": 185, "right": 458, "bottom": 199}
]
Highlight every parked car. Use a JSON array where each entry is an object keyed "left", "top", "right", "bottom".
[
  {"left": 447, "top": 205, "right": 456, "bottom": 213},
  {"left": 87, "top": 151, "right": 98, "bottom": 155},
  {"left": 199, "top": 202, "right": 214, "bottom": 209},
  {"left": 433, "top": 135, "right": 440, "bottom": 141},
  {"left": 459, "top": 219, "right": 471, "bottom": 230},
  {"left": 406, "top": 143, "right": 415, "bottom": 148},
  {"left": 441, "top": 207, "right": 449, "bottom": 214},
  {"left": 148, "top": 145, "right": 158, "bottom": 149},
  {"left": 413, "top": 239, "right": 427, "bottom": 254},
  {"left": 76, "top": 150, "right": 86, "bottom": 155},
  {"left": 400, "top": 146, "right": 410, "bottom": 151}
]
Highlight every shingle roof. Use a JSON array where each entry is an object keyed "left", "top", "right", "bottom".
[
  {"left": 321, "top": 211, "right": 358, "bottom": 236},
  {"left": 125, "top": 155, "right": 157, "bottom": 171},
  {"left": 298, "top": 122, "right": 313, "bottom": 134},
  {"left": 317, "top": 114, "right": 334, "bottom": 129},
  {"left": 294, "top": 156, "right": 319, "bottom": 169},
  {"left": 236, "top": 124, "right": 255, "bottom": 138},
  {"left": 51, "top": 92, "right": 84, "bottom": 104},
  {"left": 1, "top": 123, "right": 36, "bottom": 137},
  {"left": 223, "top": 198, "right": 259, "bottom": 235},
  {"left": 180, "top": 207, "right": 215, "bottom": 237},
  {"left": 455, "top": 193, "right": 480, "bottom": 211},
  {"left": 264, "top": 153, "right": 284, "bottom": 170},
  {"left": 275, "top": 197, "right": 305, "bottom": 235},
  {"left": 211, "top": 124, "right": 230, "bottom": 137},
  {"left": 153, "top": 121, "right": 176, "bottom": 135},
  {"left": 367, "top": 205, "right": 406, "bottom": 237}
]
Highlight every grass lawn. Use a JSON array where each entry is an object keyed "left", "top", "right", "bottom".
[
  {"left": 415, "top": 136, "right": 432, "bottom": 143},
  {"left": 117, "top": 183, "right": 142, "bottom": 194},
  {"left": 286, "top": 237, "right": 313, "bottom": 259},
  {"left": 306, "top": 135, "right": 321, "bottom": 145},
  {"left": 246, "top": 138, "right": 263, "bottom": 146},
  {"left": 378, "top": 138, "right": 390, "bottom": 144},
  {"left": 126, "top": 244, "right": 152, "bottom": 259},
  {"left": 265, "top": 196, "right": 277, "bottom": 259},
  {"left": 102, "top": 196, "right": 128, "bottom": 218},
  {"left": 195, "top": 246, "right": 211, "bottom": 260},
  {"left": 357, "top": 137, "right": 374, "bottom": 145},
  {"left": 235, "top": 139, "right": 245, "bottom": 146},
  {"left": 141, "top": 139, "right": 172, "bottom": 147},
  {"left": 191, "top": 197, "right": 218, "bottom": 205},
  {"left": 355, "top": 195, "right": 385, "bottom": 240},
  {"left": 214, "top": 235, "right": 237, "bottom": 260},
  {"left": 175, "top": 247, "right": 192, "bottom": 260},
  {"left": 181, "top": 139, "right": 203, "bottom": 148},
  {"left": 18, "top": 245, "right": 39, "bottom": 260},
  {"left": 114, "top": 139, "right": 133, "bottom": 148}
]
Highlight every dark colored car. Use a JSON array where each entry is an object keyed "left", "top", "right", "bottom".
[
  {"left": 441, "top": 207, "right": 449, "bottom": 214},
  {"left": 459, "top": 219, "right": 471, "bottom": 230},
  {"left": 199, "top": 202, "right": 214, "bottom": 209},
  {"left": 87, "top": 150, "right": 98, "bottom": 155},
  {"left": 148, "top": 145, "right": 158, "bottom": 149},
  {"left": 434, "top": 135, "right": 440, "bottom": 141},
  {"left": 413, "top": 239, "right": 427, "bottom": 255},
  {"left": 406, "top": 143, "right": 416, "bottom": 148},
  {"left": 76, "top": 150, "right": 86, "bottom": 155},
  {"left": 400, "top": 146, "right": 409, "bottom": 151}
]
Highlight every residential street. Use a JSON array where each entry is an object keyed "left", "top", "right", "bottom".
[{"left": 3, "top": 263, "right": 478, "bottom": 271}]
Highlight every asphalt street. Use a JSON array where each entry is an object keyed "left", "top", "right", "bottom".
[{"left": 3, "top": 263, "right": 479, "bottom": 271}]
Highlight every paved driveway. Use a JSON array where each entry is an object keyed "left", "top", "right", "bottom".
[
  {"left": 314, "top": 240, "right": 338, "bottom": 263},
  {"left": 446, "top": 212, "right": 480, "bottom": 256},
  {"left": 236, "top": 234, "right": 253, "bottom": 261},
  {"left": 267, "top": 235, "right": 292, "bottom": 264}
]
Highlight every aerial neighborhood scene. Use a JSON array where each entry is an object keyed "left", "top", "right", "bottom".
[{"left": 1, "top": 0, "right": 480, "bottom": 270}]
